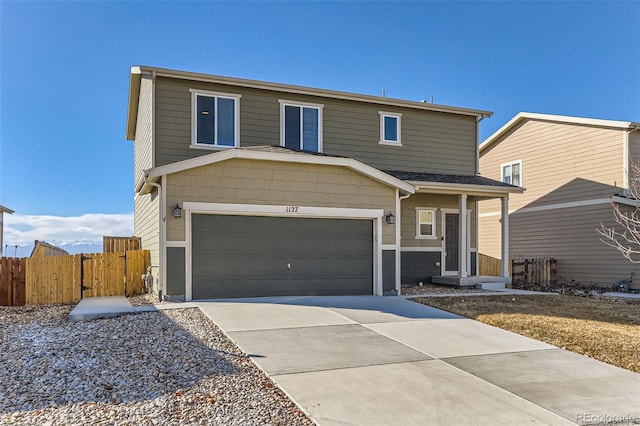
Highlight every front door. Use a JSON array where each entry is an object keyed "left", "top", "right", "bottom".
[{"left": 445, "top": 213, "right": 459, "bottom": 273}]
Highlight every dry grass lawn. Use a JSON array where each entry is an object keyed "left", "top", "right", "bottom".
[{"left": 413, "top": 295, "right": 640, "bottom": 373}]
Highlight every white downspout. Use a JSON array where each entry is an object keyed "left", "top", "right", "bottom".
[
  {"left": 144, "top": 172, "right": 163, "bottom": 301},
  {"left": 476, "top": 115, "right": 487, "bottom": 176},
  {"left": 396, "top": 192, "right": 412, "bottom": 294}
]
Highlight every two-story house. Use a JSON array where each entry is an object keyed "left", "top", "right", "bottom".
[
  {"left": 125, "top": 66, "right": 521, "bottom": 301},
  {"left": 479, "top": 112, "right": 640, "bottom": 289}
]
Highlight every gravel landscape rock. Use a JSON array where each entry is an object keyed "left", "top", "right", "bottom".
[{"left": 0, "top": 304, "right": 312, "bottom": 425}]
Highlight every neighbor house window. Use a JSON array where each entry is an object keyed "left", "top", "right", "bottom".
[
  {"left": 191, "top": 89, "right": 240, "bottom": 148},
  {"left": 379, "top": 112, "right": 402, "bottom": 145},
  {"left": 502, "top": 160, "right": 522, "bottom": 186},
  {"left": 416, "top": 208, "right": 436, "bottom": 238},
  {"left": 280, "top": 100, "right": 323, "bottom": 152}
]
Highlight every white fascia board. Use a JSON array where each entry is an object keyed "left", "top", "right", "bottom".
[
  {"left": 481, "top": 111, "right": 640, "bottom": 154},
  {"left": 136, "top": 66, "right": 492, "bottom": 118},
  {"left": 146, "top": 149, "right": 416, "bottom": 194},
  {"left": 410, "top": 180, "right": 524, "bottom": 196}
]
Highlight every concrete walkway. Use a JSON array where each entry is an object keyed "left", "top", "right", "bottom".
[
  {"left": 197, "top": 296, "right": 640, "bottom": 426},
  {"left": 68, "top": 296, "right": 197, "bottom": 321}
]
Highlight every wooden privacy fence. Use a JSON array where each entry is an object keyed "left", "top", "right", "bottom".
[
  {"left": 0, "top": 257, "right": 26, "bottom": 306},
  {"left": 478, "top": 253, "right": 511, "bottom": 276},
  {"left": 512, "top": 256, "right": 557, "bottom": 286},
  {"left": 0, "top": 250, "right": 150, "bottom": 306},
  {"left": 103, "top": 236, "right": 141, "bottom": 253}
]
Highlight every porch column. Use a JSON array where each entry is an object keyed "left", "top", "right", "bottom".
[
  {"left": 459, "top": 194, "right": 468, "bottom": 278},
  {"left": 501, "top": 196, "right": 509, "bottom": 277}
]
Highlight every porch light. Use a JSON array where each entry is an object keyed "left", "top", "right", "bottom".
[
  {"left": 173, "top": 203, "right": 182, "bottom": 218},
  {"left": 385, "top": 211, "right": 395, "bottom": 225}
]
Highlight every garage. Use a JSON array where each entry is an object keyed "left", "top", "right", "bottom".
[{"left": 191, "top": 214, "right": 374, "bottom": 299}]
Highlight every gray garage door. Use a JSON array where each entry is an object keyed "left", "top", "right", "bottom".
[{"left": 192, "top": 214, "right": 373, "bottom": 299}]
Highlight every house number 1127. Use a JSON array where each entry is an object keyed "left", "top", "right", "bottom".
[{"left": 286, "top": 206, "right": 299, "bottom": 213}]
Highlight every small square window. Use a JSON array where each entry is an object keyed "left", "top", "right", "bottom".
[
  {"left": 501, "top": 160, "right": 522, "bottom": 186},
  {"left": 416, "top": 208, "right": 436, "bottom": 238},
  {"left": 379, "top": 112, "right": 402, "bottom": 145}
]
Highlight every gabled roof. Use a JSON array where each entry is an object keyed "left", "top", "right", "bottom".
[
  {"left": 480, "top": 112, "right": 640, "bottom": 154},
  {"left": 30, "top": 240, "right": 69, "bottom": 258},
  {"left": 0, "top": 205, "right": 14, "bottom": 214},
  {"left": 137, "top": 146, "right": 416, "bottom": 195},
  {"left": 126, "top": 65, "right": 493, "bottom": 141}
]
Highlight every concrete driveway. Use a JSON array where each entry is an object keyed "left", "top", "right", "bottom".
[{"left": 196, "top": 296, "right": 640, "bottom": 425}]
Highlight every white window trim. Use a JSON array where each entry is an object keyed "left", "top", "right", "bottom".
[
  {"left": 500, "top": 159, "right": 523, "bottom": 186},
  {"left": 379, "top": 112, "right": 402, "bottom": 146},
  {"left": 279, "top": 99, "right": 324, "bottom": 152},
  {"left": 415, "top": 207, "right": 437, "bottom": 239},
  {"left": 190, "top": 89, "right": 241, "bottom": 149}
]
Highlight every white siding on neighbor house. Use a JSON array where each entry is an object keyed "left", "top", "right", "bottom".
[
  {"left": 134, "top": 74, "right": 154, "bottom": 187},
  {"left": 479, "top": 119, "right": 626, "bottom": 264},
  {"left": 508, "top": 203, "right": 640, "bottom": 288},
  {"left": 134, "top": 190, "right": 159, "bottom": 287}
]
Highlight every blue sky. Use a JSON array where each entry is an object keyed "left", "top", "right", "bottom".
[{"left": 1, "top": 1, "right": 639, "bottom": 256}]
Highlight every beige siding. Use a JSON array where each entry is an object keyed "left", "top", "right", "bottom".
[
  {"left": 134, "top": 74, "right": 153, "bottom": 187},
  {"left": 134, "top": 190, "right": 159, "bottom": 287},
  {"left": 628, "top": 130, "right": 640, "bottom": 188},
  {"left": 479, "top": 119, "right": 626, "bottom": 261},
  {"left": 165, "top": 159, "right": 397, "bottom": 245},
  {"left": 154, "top": 76, "right": 478, "bottom": 175},
  {"left": 400, "top": 194, "right": 477, "bottom": 249},
  {"left": 480, "top": 120, "right": 625, "bottom": 215},
  {"left": 478, "top": 214, "right": 502, "bottom": 259},
  {"left": 508, "top": 203, "right": 639, "bottom": 287}
]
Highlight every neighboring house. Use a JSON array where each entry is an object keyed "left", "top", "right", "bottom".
[
  {"left": 0, "top": 205, "right": 14, "bottom": 257},
  {"left": 30, "top": 240, "right": 69, "bottom": 258},
  {"left": 479, "top": 112, "right": 640, "bottom": 288},
  {"left": 125, "top": 66, "right": 521, "bottom": 301}
]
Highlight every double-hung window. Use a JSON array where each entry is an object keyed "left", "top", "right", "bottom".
[
  {"left": 379, "top": 112, "right": 402, "bottom": 145},
  {"left": 416, "top": 208, "right": 436, "bottom": 239},
  {"left": 501, "top": 160, "right": 522, "bottom": 186},
  {"left": 191, "top": 89, "right": 240, "bottom": 148},
  {"left": 280, "top": 100, "right": 323, "bottom": 152}
]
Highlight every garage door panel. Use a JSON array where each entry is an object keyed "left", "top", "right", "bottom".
[
  {"left": 194, "top": 278, "right": 373, "bottom": 299},
  {"left": 192, "top": 214, "right": 373, "bottom": 298}
]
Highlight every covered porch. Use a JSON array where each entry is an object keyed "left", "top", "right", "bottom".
[{"left": 388, "top": 171, "right": 523, "bottom": 287}]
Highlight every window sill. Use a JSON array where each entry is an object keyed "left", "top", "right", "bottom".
[
  {"left": 189, "top": 144, "right": 236, "bottom": 151},
  {"left": 379, "top": 140, "right": 402, "bottom": 146},
  {"left": 415, "top": 235, "right": 438, "bottom": 240}
]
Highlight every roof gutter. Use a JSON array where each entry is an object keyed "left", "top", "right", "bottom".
[{"left": 409, "top": 180, "right": 525, "bottom": 195}]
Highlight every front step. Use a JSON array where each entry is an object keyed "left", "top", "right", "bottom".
[
  {"left": 432, "top": 276, "right": 511, "bottom": 288},
  {"left": 480, "top": 282, "right": 507, "bottom": 290}
]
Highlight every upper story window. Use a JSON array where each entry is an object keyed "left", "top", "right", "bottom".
[
  {"left": 280, "top": 100, "right": 323, "bottom": 152},
  {"left": 416, "top": 208, "right": 436, "bottom": 239},
  {"left": 379, "top": 112, "right": 402, "bottom": 145},
  {"left": 190, "top": 89, "right": 241, "bottom": 148},
  {"left": 502, "top": 160, "right": 522, "bottom": 186}
]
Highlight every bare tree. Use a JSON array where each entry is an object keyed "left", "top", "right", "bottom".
[{"left": 598, "top": 160, "right": 640, "bottom": 263}]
